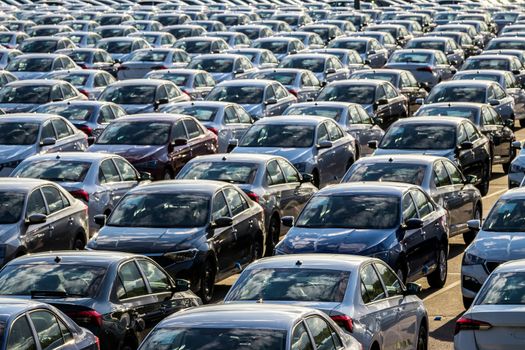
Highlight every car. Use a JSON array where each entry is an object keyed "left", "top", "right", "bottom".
[
  {"left": 274, "top": 181, "right": 449, "bottom": 287},
  {"left": 317, "top": 19, "right": 357, "bottom": 34},
  {"left": 56, "top": 31, "right": 102, "bottom": 48},
  {"left": 98, "top": 13, "right": 134, "bottom": 26},
  {"left": 96, "top": 37, "right": 151, "bottom": 61},
  {"left": 211, "top": 12, "right": 251, "bottom": 28},
  {"left": 45, "top": 69, "right": 116, "bottom": 100},
  {"left": 88, "top": 114, "right": 217, "bottom": 179},
  {"left": 232, "top": 24, "right": 274, "bottom": 40},
  {"left": 481, "top": 49, "right": 525, "bottom": 67},
  {"left": 173, "top": 36, "right": 230, "bottom": 58},
  {"left": 0, "top": 79, "right": 86, "bottom": 113},
  {"left": 32, "top": 100, "right": 126, "bottom": 138},
  {"left": 372, "top": 117, "right": 492, "bottom": 195},
  {"left": 117, "top": 48, "right": 190, "bottom": 80},
  {"left": 0, "top": 251, "right": 202, "bottom": 350},
  {"left": 187, "top": 53, "right": 256, "bottom": 83},
  {"left": 328, "top": 36, "right": 389, "bottom": 68},
  {"left": 97, "top": 79, "right": 189, "bottom": 114},
  {"left": 95, "top": 25, "right": 139, "bottom": 38},
  {"left": 366, "top": 23, "right": 413, "bottom": 46},
  {"left": 423, "top": 80, "right": 516, "bottom": 123},
  {"left": 177, "top": 154, "right": 317, "bottom": 253},
  {"left": 251, "top": 37, "right": 305, "bottom": 61},
  {"left": 18, "top": 36, "right": 76, "bottom": 54},
  {"left": 87, "top": 180, "right": 265, "bottom": 303},
  {"left": 485, "top": 37, "right": 525, "bottom": 51},
  {"left": 163, "top": 24, "right": 207, "bottom": 39},
  {"left": 2, "top": 20, "right": 35, "bottom": 32},
  {"left": 455, "top": 259, "right": 525, "bottom": 349},
  {"left": 0, "top": 298, "right": 98, "bottom": 350},
  {"left": 145, "top": 68, "right": 215, "bottom": 100},
  {"left": 461, "top": 54, "right": 525, "bottom": 83},
  {"left": 343, "top": 154, "right": 482, "bottom": 242},
  {"left": 0, "top": 70, "right": 16, "bottom": 88},
  {"left": 0, "top": 31, "right": 28, "bottom": 49},
  {"left": 224, "top": 254, "right": 428, "bottom": 350},
  {"left": 230, "top": 115, "right": 356, "bottom": 188},
  {"left": 206, "top": 79, "right": 296, "bottom": 120},
  {"left": 137, "top": 304, "right": 362, "bottom": 350},
  {"left": 28, "top": 24, "right": 73, "bottom": 37},
  {"left": 276, "top": 31, "right": 325, "bottom": 50},
  {"left": 461, "top": 188, "right": 525, "bottom": 307},
  {"left": 425, "top": 31, "right": 483, "bottom": 58},
  {"left": 405, "top": 36, "right": 465, "bottom": 67},
  {"left": 225, "top": 48, "right": 280, "bottom": 69},
  {"left": 0, "top": 48, "right": 22, "bottom": 69},
  {"left": 0, "top": 178, "right": 88, "bottom": 263},
  {"left": 332, "top": 12, "right": 371, "bottom": 30},
  {"left": 451, "top": 19, "right": 495, "bottom": 46},
  {"left": 316, "top": 79, "right": 408, "bottom": 130},
  {"left": 271, "top": 12, "right": 313, "bottom": 30},
  {"left": 345, "top": 31, "right": 400, "bottom": 56},
  {"left": 6, "top": 53, "right": 79, "bottom": 80},
  {"left": 434, "top": 24, "right": 483, "bottom": 48},
  {"left": 122, "top": 19, "right": 163, "bottom": 32},
  {"left": 56, "top": 48, "right": 118, "bottom": 76},
  {"left": 155, "top": 13, "right": 192, "bottom": 26},
  {"left": 301, "top": 23, "right": 345, "bottom": 45},
  {"left": 308, "top": 48, "right": 370, "bottom": 73},
  {"left": 192, "top": 20, "right": 228, "bottom": 32},
  {"left": 62, "top": 19, "right": 99, "bottom": 32},
  {"left": 129, "top": 31, "right": 176, "bottom": 48},
  {"left": 278, "top": 53, "right": 349, "bottom": 84},
  {"left": 205, "top": 31, "right": 252, "bottom": 48}
]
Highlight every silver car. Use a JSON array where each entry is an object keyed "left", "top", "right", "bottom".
[
  {"left": 117, "top": 48, "right": 190, "bottom": 80},
  {"left": 43, "top": 69, "right": 116, "bottom": 100},
  {"left": 129, "top": 31, "right": 176, "bottom": 48},
  {"left": 224, "top": 254, "right": 429, "bottom": 350},
  {"left": 0, "top": 49, "right": 22, "bottom": 69},
  {"left": 225, "top": 48, "right": 279, "bottom": 69},
  {"left": 11, "top": 152, "right": 150, "bottom": 237},
  {"left": 144, "top": 69, "right": 215, "bottom": 100},
  {"left": 279, "top": 53, "right": 349, "bottom": 84},
  {"left": 187, "top": 53, "right": 257, "bottom": 83},
  {"left": 96, "top": 37, "right": 151, "bottom": 61},
  {"left": 6, "top": 53, "right": 79, "bottom": 80}
]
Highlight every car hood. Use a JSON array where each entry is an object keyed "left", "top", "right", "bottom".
[
  {"left": 232, "top": 146, "right": 311, "bottom": 163},
  {"left": 0, "top": 145, "right": 35, "bottom": 164},
  {"left": 469, "top": 230, "right": 525, "bottom": 261},
  {"left": 88, "top": 226, "right": 202, "bottom": 253},
  {"left": 0, "top": 104, "right": 38, "bottom": 113},
  {"left": 0, "top": 224, "right": 20, "bottom": 243},
  {"left": 88, "top": 144, "right": 164, "bottom": 162},
  {"left": 277, "top": 227, "right": 393, "bottom": 255},
  {"left": 10, "top": 71, "right": 48, "bottom": 80}
]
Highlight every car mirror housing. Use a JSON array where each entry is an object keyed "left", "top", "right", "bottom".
[
  {"left": 40, "top": 137, "right": 56, "bottom": 147},
  {"left": 282, "top": 216, "right": 295, "bottom": 227},
  {"left": 94, "top": 214, "right": 106, "bottom": 227},
  {"left": 212, "top": 216, "right": 233, "bottom": 229},
  {"left": 26, "top": 213, "right": 47, "bottom": 225},
  {"left": 226, "top": 139, "right": 238, "bottom": 153},
  {"left": 488, "top": 99, "right": 500, "bottom": 106},
  {"left": 316, "top": 140, "right": 332, "bottom": 149},
  {"left": 504, "top": 119, "right": 514, "bottom": 128},
  {"left": 265, "top": 98, "right": 278, "bottom": 105},
  {"left": 512, "top": 140, "right": 522, "bottom": 149},
  {"left": 459, "top": 141, "right": 474, "bottom": 150},
  {"left": 376, "top": 98, "right": 388, "bottom": 105},
  {"left": 467, "top": 219, "right": 481, "bottom": 231},
  {"left": 140, "top": 172, "right": 152, "bottom": 181},
  {"left": 325, "top": 68, "right": 336, "bottom": 74},
  {"left": 402, "top": 218, "right": 424, "bottom": 230},
  {"left": 465, "top": 174, "right": 478, "bottom": 184},
  {"left": 368, "top": 140, "right": 378, "bottom": 149}
]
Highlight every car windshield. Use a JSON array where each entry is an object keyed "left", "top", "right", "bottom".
[
  {"left": 227, "top": 268, "right": 350, "bottom": 302},
  {"left": 477, "top": 272, "right": 525, "bottom": 305},
  {"left": 380, "top": 124, "right": 456, "bottom": 150},
  {"left": 178, "top": 161, "right": 258, "bottom": 184},
  {"left": 253, "top": 41, "right": 288, "bottom": 54},
  {"left": 7, "top": 58, "right": 53, "bottom": 72},
  {"left": 0, "top": 85, "right": 51, "bottom": 104},
  {"left": 344, "top": 163, "right": 426, "bottom": 186},
  {"left": 390, "top": 52, "right": 432, "bottom": 63},
  {"left": 97, "top": 121, "right": 171, "bottom": 145},
  {"left": 0, "top": 192, "right": 24, "bottom": 224},
  {"left": 141, "top": 328, "right": 286, "bottom": 350},
  {"left": 99, "top": 85, "right": 156, "bottom": 104},
  {"left": 207, "top": 86, "right": 264, "bottom": 104},
  {"left": 98, "top": 41, "right": 132, "bottom": 53},
  {"left": 147, "top": 72, "right": 189, "bottom": 86},
  {"left": 407, "top": 41, "right": 446, "bottom": 51},
  {"left": 333, "top": 40, "right": 367, "bottom": 53},
  {"left": 188, "top": 58, "right": 234, "bottom": 73},
  {"left": 35, "top": 104, "right": 94, "bottom": 121},
  {"left": 240, "top": 124, "right": 315, "bottom": 147},
  {"left": 318, "top": 85, "right": 375, "bottom": 104},
  {"left": 487, "top": 41, "right": 525, "bottom": 50},
  {"left": 296, "top": 194, "right": 400, "bottom": 229},
  {"left": 454, "top": 73, "right": 500, "bottom": 83},
  {"left": 0, "top": 122, "right": 39, "bottom": 145},
  {"left": 0, "top": 264, "right": 106, "bottom": 297},
  {"left": 280, "top": 57, "right": 325, "bottom": 73},
  {"left": 0, "top": 34, "right": 14, "bottom": 44},
  {"left": 14, "top": 160, "right": 91, "bottom": 182},
  {"left": 285, "top": 106, "right": 343, "bottom": 121},
  {"left": 463, "top": 59, "right": 510, "bottom": 70},
  {"left": 61, "top": 74, "right": 88, "bottom": 87},
  {"left": 415, "top": 106, "right": 477, "bottom": 122},
  {"left": 351, "top": 71, "right": 397, "bottom": 85},
  {"left": 66, "top": 51, "right": 91, "bottom": 64},
  {"left": 174, "top": 40, "right": 211, "bottom": 54},
  {"left": 166, "top": 105, "right": 218, "bottom": 121},
  {"left": 483, "top": 198, "right": 525, "bottom": 232},
  {"left": 19, "top": 40, "right": 58, "bottom": 52},
  {"left": 252, "top": 72, "right": 296, "bottom": 85},
  {"left": 108, "top": 193, "right": 210, "bottom": 228},
  {"left": 427, "top": 86, "right": 486, "bottom": 103},
  {"left": 128, "top": 50, "right": 168, "bottom": 62},
  {"left": 99, "top": 28, "right": 125, "bottom": 37}
]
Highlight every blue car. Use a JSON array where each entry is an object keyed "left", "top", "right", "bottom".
[
  {"left": 275, "top": 182, "right": 449, "bottom": 287},
  {"left": 230, "top": 115, "right": 356, "bottom": 188}
]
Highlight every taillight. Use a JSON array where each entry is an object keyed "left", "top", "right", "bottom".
[
  {"left": 454, "top": 317, "right": 492, "bottom": 335},
  {"left": 94, "top": 336, "right": 100, "bottom": 350},
  {"left": 244, "top": 190, "right": 259, "bottom": 203},
  {"left": 288, "top": 89, "right": 298, "bottom": 97},
  {"left": 330, "top": 315, "right": 353, "bottom": 332},
  {"left": 416, "top": 66, "right": 433, "bottom": 73},
  {"left": 78, "top": 125, "right": 93, "bottom": 136},
  {"left": 70, "top": 189, "right": 89, "bottom": 202},
  {"left": 78, "top": 89, "right": 90, "bottom": 98},
  {"left": 207, "top": 126, "right": 218, "bottom": 135},
  {"left": 67, "top": 310, "right": 103, "bottom": 328}
]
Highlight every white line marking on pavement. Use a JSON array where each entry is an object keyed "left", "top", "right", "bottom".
[
  {"left": 483, "top": 188, "right": 507, "bottom": 200},
  {"left": 423, "top": 280, "right": 461, "bottom": 302}
]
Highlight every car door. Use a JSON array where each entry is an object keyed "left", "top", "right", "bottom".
[
  {"left": 209, "top": 190, "right": 236, "bottom": 273},
  {"left": 400, "top": 72, "right": 425, "bottom": 115},
  {"left": 326, "top": 120, "right": 350, "bottom": 179},
  {"left": 183, "top": 118, "right": 212, "bottom": 158},
  {"left": 41, "top": 185, "right": 76, "bottom": 250},
  {"left": 98, "top": 158, "right": 127, "bottom": 210},
  {"left": 443, "top": 160, "right": 474, "bottom": 226},
  {"left": 374, "top": 85, "right": 394, "bottom": 127},
  {"left": 304, "top": 315, "right": 345, "bottom": 350},
  {"left": 463, "top": 120, "right": 487, "bottom": 181},
  {"left": 481, "top": 106, "right": 504, "bottom": 161},
  {"left": 39, "top": 119, "right": 61, "bottom": 154},
  {"left": 24, "top": 188, "right": 51, "bottom": 253},
  {"left": 277, "top": 158, "right": 313, "bottom": 217},
  {"left": 223, "top": 187, "right": 254, "bottom": 266},
  {"left": 490, "top": 107, "right": 513, "bottom": 162},
  {"left": 273, "top": 83, "right": 294, "bottom": 114},
  {"left": 490, "top": 84, "right": 513, "bottom": 120},
  {"left": 51, "top": 118, "right": 78, "bottom": 151},
  {"left": 432, "top": 160, "right": 465, "bottom": 233},
  {"left": 193, "top": 73, "right": 211, "bottom": 100},
  {"left": 401, "top": 192, "right": 427, "bottom": 277},
  {"left": 222, "top": 105, "right": 247, "bottom": 143},
  {"left": 28, "top": 310, "right": 77, "bottom": 350},
  {"left": 456, "top": 123, "right": 477, "bottom": 178},
  {"left": 6, "top": 314, "right": 38, "bottom": 350},
  {"left": 290, "top": 321, "right": 315, "bottom": 350},
  {"left": 384, "top": 83, "right": 406, "bottom": 120},
  {"left": 113, "top": 157, "right": 141, "bottom": 197},
  {"left": 410, "top": 189, "right": 441, "bottom": 269},
  {"left": 263, "top": 84, "right": 280, "bottom": 117},
  {"left": 316, "top": 122, "right": 338, "bottom": 186},
  {"left": 167, "top": 120, "right": 192, "bottom": 175}
]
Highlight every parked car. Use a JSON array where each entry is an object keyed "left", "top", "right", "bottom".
[
  {"left": 145, "top": 68, "right": 215, "bottom": 100},
  {"left": 172, "top": 36, "right": 230, "bottom": 58},
  {"left": 251, "top": 37, "right": 305, "bottom": 61},
  {"left": 187, "top": 53, "right": 256, "bottom": 83},
  {"left": 508, "top": 141, "right": 525, "bottom": 187},
  {"left": 0, "top": 31, "right": 28, "bottom": 49},
  {"left": 0, "top": 48, "right": 22, "bottom": 70},
  {"left": 225, "top": 48, "right": 279, "bottom": 69},
  {"left": 163, "top": 24, "right": 207, "bottom": 39},
  {"left": 18, "top": 36, "right": 76, "bottom": 54},
  {"left": 405, "top": 36, "right": 465, "bottom": 67},
  {"left": 96, "top": 37, "right": 151, "bottom": 61},
  {"left": 279, "top": 53, "right": 349, "bottom": 83},
  {"left": 0, "top": 251, "right": 201, "bottom": 350},
  {"left": 56, "top": 48, "right": 118, "bottom": 76},
  {"left": 6, "top": 53, "right": 79, "bottom": 80},
  {"left": 56, "top": 31, "right": 102, "bottom": 48},
  {"left": 130, "top": 31, "right": 176, "bottom": 48},
  {"left": 44, "top": 69, "right": 116, "bottom": 100},
  {"left": 117, "top": 48, "right": 190, "bottom": 80},
  {"left": 309, "top": 48, "right": 370, "bottom": 73}
]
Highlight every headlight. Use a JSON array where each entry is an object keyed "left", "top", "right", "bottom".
[
  {"left": 510, "top": 162, "right": 525, "bottom": 174},
  {"left": 463, "top": 252, "right": 485, "bottom": 266},
  {"left": 164, "top": 248, "right": 198, "bottom": 263},
  {"left": 134, "top": 160, "right": 158, "bottom": 169}
]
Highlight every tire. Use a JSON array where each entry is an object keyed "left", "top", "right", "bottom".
[
  {"left": 163, "top": 168, "right": 173, "bottom": 180},
  {"left": 265, "top": 215, "right": 280, "bottom": 257},
  {"left": 312, "top": 170, "right": 320, "bottom": 189},
  {"left": 72, "top": 233, "right": 85, "bottom": 250},
  {"left": 463, "top": 295, "right": 473, "bottom": 309},
  {"left": 346, "top": 157, "right": 354, "bottom": 171},
  {"left": 198, "top": 259, "right": 216, "bottom": 304},
  {"left": 427, "top": 246, "right": 447, "bottom": 288},
  {"left": 416, "top": 323, "right": 428, "bottom": 350},
  {"left": 252, "top": 235, "right": 263, "bottom": 261},
  {"left": 463, "top": 205, "right": 481, "bottom": 245},
  {"left": 520, "top": 118, "right": 525, "bottom": 129},
  {"left": 477, "top": 161, "right": 491, "bottom": 196}
]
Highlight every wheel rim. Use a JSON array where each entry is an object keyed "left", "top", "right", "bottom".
[
  {"left": 439, "top": 249, "right": 447, "bottom": 282},
  {"left": 202, "top": 263, "right": 214, "bottom": 300}
]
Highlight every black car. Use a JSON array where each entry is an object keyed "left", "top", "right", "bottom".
[
  {"left": 0, "top": 251, "right": 201, "bottom": 350},
  {"left": 87, "top": 180, "right": 266, "bottom": 303}
]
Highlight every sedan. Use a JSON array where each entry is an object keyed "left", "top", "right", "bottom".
[
  {"left": 461, "top": 54, "right": 525, "bottom": 83},
  {"left": 172, "top": 36, "right": 230, "bottom": 58},
  {"left": 275, "top": 182, "right": 449, "bottom": 288},
  {"left": 0, "top": 31, "right": 28, "bottom": 49},
  {"left": 328, "top": 37, "right": 388, "bottom": 68},
  {"left": 405, "top": 36, "right": 465, "bottom": 67},
  {"left": 117, "top": 48, "right": 190, "bottom": 80},
  {"left": 56, "top": 48, "right": 118, "bottom": 76},
  {"left": 164, "top": 24, "right": 207, "bottom": 39},
  {"left": 145, "top": 68, "right": 215, "bottom": 100},
  {"left": 251, "top": 37, "right": 305, "bottom": 61},
  {"left": 279, "top": 53, "right": 349, "bottom": 84},
  {"left": 44, "top": 69, "right": 117, "bottom": 100},
  {"left": 6, "top": 53, "right": 78, "bottom": 80},
  {"left": 18, "top": 36, "right": 76, "bottom": 54},
  {"left": 308, "top": 48, "right": 370, "bottom": 73},
  {"left": 87, "top": 180, "right": 265, "bottom": 303},
  {"left": 187, "top": 53, "right": 256, "bottom": 83},
  {"left": 96, "top": 37, "right": 151, "bottom": 61},
  {"left": 0, "top": 252, "right": 201, "bottom": 350},
  {"left": 225, "top": 254, "right": 428, "bottom": 350},
  {"left": 225, "top": 48, "right": 279, "bottom": 69},
  {"left": 138, "top": 304, "right": 361, "bottom": 350},
  {"left": 0, "top": 178, "right": 88, "bottom": 264},
  {"left": 56, "top": 31, "right": 101, "bottom": 49}
]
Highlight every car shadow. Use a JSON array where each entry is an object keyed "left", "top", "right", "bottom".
[{"left": 429, "top": 313, "right": 464, "bottom": 342}]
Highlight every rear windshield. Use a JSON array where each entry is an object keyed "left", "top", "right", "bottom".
[
  {"left": 178, "top": 161, "right": 258, "bottom": 184},
  {"left": 477, "top": 272, "right": 525, "bottom": 305},
  {"left": 228, "top": 268, "right": 350, "bottom": 302},
  {"left": 14, "top": 160, "right": 91, "bottom": 182},
  {"left": 344, "top": 162, "right": 426, "bottom": 186},
  {"left": 0, "top": 264, "right": 106, "bottom": 298},
  {"left": 34, "top": 104, "right": 95, "bottom": 122}
]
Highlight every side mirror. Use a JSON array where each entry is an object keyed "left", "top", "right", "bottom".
[
  {"left": 459, "top": 141, "right": 474, "bottom": 150},
  {"left": 172, "top": 138, "right": 188, "bottom": 146},
  {"left": 289, "top": 50, "right": 297, "bottom": 54},
  {"left": 40, "top": 137, "right": 56, "bottom": 147},
  {"left": 325, "top": 68, "right": 336, "bottom": 74},
  {"left": 94, "top": 214, "right": 106, "bottom": 227},
  {"left": 467, "top": 219, "right": 481, "bottom": 231},
  {"left": 402, "top": 218, "right": 424, "bottom": 230},
  {"left": 465, "top": 174, "right": 478, "bottom": 184},
  {"left": 140, "top": 172, "right": 152, "bottom": 181},
  {"left": 320, "top": 81, "right": 327, "bottom": 87},
  {"left": 512, "top": 69, "right": 521, "bottom": 75},
  {"left": 87, "top": 136, "right": 96, "bottom": 146},
  {"left": 372, "top": 117, "right": 383, "bottom": 125},
  {"left": 488, "top": 99, "right": 500, "bottom": 106},
  {"left": 234, "top": 68, "right": 245, "bottom": 75},
  {"left": 300, "top": 173, "right": 313, "bottom": 183},
  {"left": 212, "top": 216, "right": 233, "bottom": 228},
  {"left": 26, "top": 213, "right": 47, "bottom": 225},
  {"left": 368, "top": 140, "right": 378, "bottom": 149},
  {"left": 156, "top": 98, "right": 169, "bottom": 106},
  {"left": 265, "top": 98, "right": 277, "bottom": 105},
  {"left": 376, "top": 98, "right": 388, "bottom": 105},
  {"left": 512, "top": 140, "right": 522, "bottom": 149},
  {"left": 227, "top": 139, "right": 238, "bottom": 153},
  {"left": 505, "top": 119, "right": 514, "bottom": 128},
  {"left": 172, "top": 279, "right": 191, "bottom": 292},
  {"left": 364, "top": 59, "right": 371, "bottom": 65},
  {"left": 282, "top": 216, "right": 294, "bottom": 227},
  {"left": 415, "top": 97, "right": 425, "bottom": 105},
  {"left": 316, "top": 140, "right": 332, "bottom": 149},
  {"left": 404, "top": 282, "right": 422, "bottom": 295},
  {"left": 450, "top": 59, "right": 458, "bottom": 66},
  {"left": 367, "top": 50, "right": 376, "bottom": 55}
]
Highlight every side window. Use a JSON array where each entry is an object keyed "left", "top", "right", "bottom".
[
  {"left": 412, "top": 190, "right": 433, "bottom": 218},
  {"left": 235, "top": 106, "right": 252, "bottom": 124},
  {"left": 41, "top": 121, "right": 56, "bottom": 140},
  {"left": 316, "top": 123, "right": 329, "bottom": 143},
  {"left": 137, "top": 260, "right": 171, "bottom": 293},
  {"left": 114, "top": 158, "right": 138, "bottom": 181},
  {"left": 402, "top": 193, "right": 418, "bottom": 220},
  {"left": 94, "top": 74, "right": 107, "bottom": 87},
  {"left": 51, "top": 119, "right": 71, "bottom": 139},
  {"left": 60, "top": 84, "right": 78, "bottom": 99},
  {"left": 291, "top": 322, "right": 314, "bottom": 350},
  {"left": 374, "top": 263, "right": 403, "bottom": 297},
  {"left": 376, "top": 85, "right": 386, "bottom": 100},
  {"left": 326, "top": 121, "right": 343, "bottom": 141},
  {"left": 42, "top": 186, "right": 66, "bottom": 214},
  {"left": 457, "top": 124, "right": 468, "bottom": 144},
  {"left": 384, "top": 84, "right": 398, "bottom": 98},
  {"left": 183, "top": 119, "right": 203, "bottom": 139},
  {"left": 165, "top": 84, "right": 181, "bottom": 98},
  {"left": 434, "top": 161, "right": 452, "bottom": 187},
  {"left": 482, "top": 108, "right": 494, "bottom": 126},
  {"left": 27, "top": 190, "right": 47, "bottom": 216},
  {"left": 194, "top": 74, "right": 206, "bottom": 88},
  {"left": 493, "top": 85, "right": 506, "bottom": 99},
  {"left": 444, "top": 160, "right": 464, "bottom": 185},
  {"left": 156, "top": 85, "right": 168, "bottom": 101},
  {"left": 99, "top": 159, "right": 121, "bottom": 184},
  {"left": 171, "top": 121, "right": 188, "bottom": 140},
  {"left": 223, "top": 187, "right": 249, "bottom": 216},
  {"left": 212, "top": 191, "right": 230, "bottom": 221},
  {"left": 98, "top": 106, "right": 115, "bottom": 124},
  {"left": 274, "top": 84, "right": 289, "bottom": 100},
  {"left": 50, "top": 86, "right": 63, "bottom": 101},
  {"left": 464, "top": 122, "right": 480, "bottom": 142},
  {"left": 118, "top": 261, "right": 148, "bottom": 299},
  {"left": 266, "top": 160, "right": 286, "bottom": 185},
  {"left": 278, "top": 159, "right": 301, "bottom": 183},
  {"left": 265, "top": 85, "right": 276, "bottom": 100},
  {"left": 400, "top": 74, "right": 412, "bottom": 89},
  {"left": 304, "top": 317, "right": 337, "bottom": 350},
  {"left": 111, "top": 105, "right": 126, "bottom": 118},
  {"left": 224, "top": 107, "right": 240, "bottom": 124},
  {"left": 491, "top": 108, "right": 504, "bottom": 126},
  {"left": 7, "top": 316, "right": 37, "bottom": 350},
  {"left": 204, "top": 73, "right": 215, "bottom": 87},
  {"left": 360, "top": 264, "right": 386, "bottom": 303},
  {"left": 29, "top": 311, "right": 65, "bottom": 350}
]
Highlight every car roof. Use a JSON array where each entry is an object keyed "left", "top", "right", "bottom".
[
  {"left": 216, "top": 79, "right": 274, "bottom": 87},
  {"left": 0, "top": 113, "right": 59, "bottom": 122},
  {"left": 355, "top": 68, "right": 403, "bottom": 76},
  {"left": 290, "top": 101, "right": 357, "bottom": 108},
  {"left": 0, "top": 178, "right": 57, "bottom": 192},
  {"left": 394, "top": 48, "right": 440, "bottom": 54},
  {"left": 246, "top": 253, "right": 372, "bottom": 271},
  {"left": 435, "top": 79, "right": 494, "bottom": 87},
  {"left": 171, "top": 101, "right": 231, "bottom": 108},
  {"left": 455, "top": 69, "right": 507, "bottom": 77},
  {"left": 109, "top": 79, "right": 168, "bottom": 86},
  {"left": 128, "top": 179, "right": 229, "bottom": 194},
  {"left": 0, "top": 298, "right": 51, "bottom": 321},
  {"left": 499, "top": 187, "right": 525, "bottom": 200},
  {"left": 6, "top": 250, "right": 140, "bottom": 266},
  {"left": 317, "top": 181, "right": 414, "bottom": 196},
  {"left": 114, "top": 113, "right": 186, "bottom": 122},
  {"left": 328, "top": 79, "right": 385, "bottom": 87},
  {"left": 7, "top": 79, "right": 66, "bottom": 86},
  {"left": 15, "top": 53, "right": 64, "bottom": 59},
  {"left": 495, "top": 258, "right": 525, "bottom": 273},
  {"left": 468, "top": 54, "right": 515, "bottom": 60},
  {"left": 410, "top": 36, "right": 450, "bottom": 42},
  {"left": 23, "top": 151, "right": 120, "bottom": 162},
  {"left": 395, "top": 116, "right": 467, "bottom": 125},
  {"left": 257, "top": 68, "right": 306, "bottom": 74},
  {"left": 191, "top": 53, "right": 244, "bottom": 60},
  {"left": 283, "top": 53, "right": 335, "bottom": 60},
  {"left": 354, "top": 154, "right": 446, "bottom": 165}
]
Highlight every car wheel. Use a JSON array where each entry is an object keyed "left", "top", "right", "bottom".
[
  {"left": 163, "top": 168, "right": 174, "bottom": 180},
  {"left": 463, "top": 206, "right": 481, "bottom": 245},
  {"left": 477, "top": 161, "right": 490, "bottom": 196},
  {"left": 427, "top": 246, "right": 447, "bottom": 288},
  {"left": 520, "top": 118, "right": 525, "bottom": 129},
  {"left": 416, "top": 323, "right": 428, "bottom": 350},
  {"left": 312, "top": 169, "right": 320, "bottom": 188},
  {"left": 265, "top": 215, "right": 280, "bottom": 257},
  {"left": 72, "top": 234, "right": 85, "bottom": 250},
  {"left": 462, "top": 295, "right": 473, "bottom": 309},
  {"left": 198, "top": 259, "right": 216, "bottom": 304}
]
